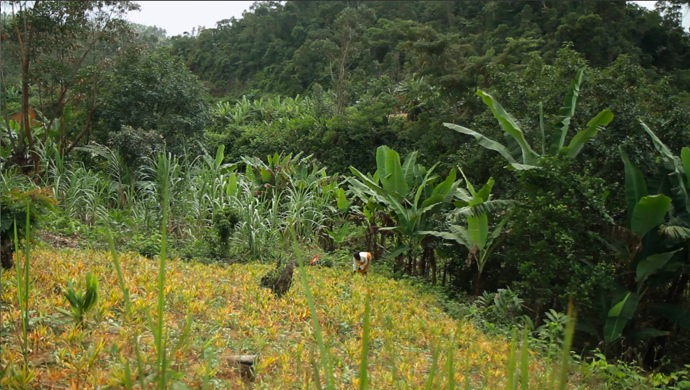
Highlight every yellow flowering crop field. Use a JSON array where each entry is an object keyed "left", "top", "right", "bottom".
[{"left": 0, "top": 247, "right": 561, "bottom": 389}]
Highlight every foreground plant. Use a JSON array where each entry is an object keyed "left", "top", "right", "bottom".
[{"left": 57, "top": 272, "right": 99, "bottom": 328}]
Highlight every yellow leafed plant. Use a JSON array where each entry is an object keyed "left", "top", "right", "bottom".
[{"left": 0, "top": 247, "right": 559, "bottom": 389}]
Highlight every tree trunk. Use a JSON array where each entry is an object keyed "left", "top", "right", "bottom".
[
  {"left": 474, "top": 271, "right": 483, "bottom": 296},
  {"left": 15, "top": 6, "right": 39, "bottom": 173},
  {"left": 335, "top": 29, "right": 352, "bottom": 114},
  {"left": 425, "top": 245, "right": 436, "bottom": 285}
]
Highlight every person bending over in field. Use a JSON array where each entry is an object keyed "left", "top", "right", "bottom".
[{"left": 352, "top": 251, "right": 373, "bottom": 276}]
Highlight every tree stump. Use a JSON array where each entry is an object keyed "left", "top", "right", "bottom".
[
  {"left": 260, "top": 258, "right": 296, "bottom": 298},
  {"left": 228, "top": 354, "right": 257, "bottom": 379}
]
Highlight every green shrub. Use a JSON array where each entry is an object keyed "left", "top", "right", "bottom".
[{"left": 499, "top": 156, "right": 617, "bottom": 317}]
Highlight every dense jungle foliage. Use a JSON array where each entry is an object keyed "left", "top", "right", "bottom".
[{"left": 3, "top": 0, "right": 690, "bottom": 387}]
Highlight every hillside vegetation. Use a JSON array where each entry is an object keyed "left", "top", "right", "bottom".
[{"left": 3, "top": 1, "right": 690, "bottom": 387}]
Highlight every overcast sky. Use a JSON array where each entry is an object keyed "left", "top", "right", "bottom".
[
  {"left": 125, "top": 1, "right": 254, "bottom": 36},
  {"left": 124, "top": 1, "right": 687, "bottom": 37}
]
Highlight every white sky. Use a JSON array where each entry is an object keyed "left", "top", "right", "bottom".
[
  {"left": 124, "top": 1, "right": 688, "bottom": 37},
  {"left": 126, "top": 1, "right": 254, "bottom": 36}
]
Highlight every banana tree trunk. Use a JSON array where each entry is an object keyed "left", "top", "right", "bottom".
[
  {"left": 365, "top": 223, "right": 376, "bottom": 254},
  {"left": 421, "top": 236, "right": 436, "bottom": 283}
]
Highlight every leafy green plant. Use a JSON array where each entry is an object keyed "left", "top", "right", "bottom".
[
  {"left": 444, "top": 68, "right": 614, "bottom": 170},
  {"left": 600, "top": 122, "right": 690, "bottom": 350},
  {"left": 211, "top": 205, "right": 239, "bottom": 258},
  {"left": 57, "top": 273, "right": 99, "bottom": 327},
  {"left": 349, "top": 145, "right": 459, "bottom": 279},
  {"left": 129, "top": 231, "right": 162, "bottom": 259},
  {"left": 423, "top": 169, "right": 514, "bottom": 294},
  {"left": 475, "top": 288, "right": 525, "bottom": 326}
]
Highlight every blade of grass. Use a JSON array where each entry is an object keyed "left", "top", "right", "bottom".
[
  {"left": 22, "top": 206, "right": 31, "bottom": 375},
  {"left": 520, "top": 327, "right": 529, "bottom": 389},
  {"left": 156, "top": 152, "right": 170, "bottom": 389},
  {"left": 310, "top": 347, "right": 323, "bottom": 390},
  {"left": 106, "top": 228, "right": 131, "bottom": 317},
  {"left": 13, "top": 220, "right": 25, "bottom": 367},
  {"left": 134, "top": 333, "right": 146, "bottom": 390},
  {"left": 446, "top": 333, "right": 456, "bottom": 389},
  {"left": 507, "top": 328, "right": 518, "bottom": 390},
  {"left": 383, "top": 316, "right": 399, "bottom": 386},
  {"left": 358, "top": 293, "right": 371, "bottom": 389},
  {"left": 424, "top": 338, "right": 441, "bottom": 389},
  {"left": 296, "top": 256, "right": 334, "bottom": 390},
  {"left": 558, "top": 302, "right": 577, "bottom": 390},
  {"left": 123, "top": 359, "right": 133, "bottom": 390},
  {"left": 13, "top": 208, "right": 31, "bottom": 372}
]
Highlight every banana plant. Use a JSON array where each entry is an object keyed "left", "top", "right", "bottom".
[
  {"left": 348, "top": 146, "right": 459, "bottom": 276},
  {"left": 603, "top": 122, "right": 690, "bottom": 344},
  {"left": 421, "top": 169, "right": 514, "bottom": 294},
  {"left": 443, "top": 69, "right": 614, "bottom": 170}
]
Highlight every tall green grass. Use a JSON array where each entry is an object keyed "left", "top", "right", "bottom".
[
  {"left": 9, "top": 206, "right": 34, "bottom": 386},
  {"left": 153, "top": 152, "right": 171, "bottom": 389},
  {"left": 297, "top": 254, "right": 335, "bottom": 390}
]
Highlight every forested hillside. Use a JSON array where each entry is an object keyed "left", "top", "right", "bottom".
[{"left": 3, "top": 0, "right": 690, "bottom": 387}]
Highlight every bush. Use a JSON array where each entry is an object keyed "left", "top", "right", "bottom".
[{"left": 498, "top": 156, "right": 617, "bottom": 318}]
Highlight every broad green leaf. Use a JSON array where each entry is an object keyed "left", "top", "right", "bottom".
[
  {"left": 504, "top": 132, "right": 522, "bottom": 162},
  {"left": 681, "top": 147, "right": 690, "bottom": 189},
  {"left": 421, "top": 226, "right": 472, "bottom": 247},
  {"left": 640, "top": 121, "right": 675, "bottom": 162},
  {"left": 459, "top": 168, "right": 476, "bottom": 196},
  {"left": 476, "top": 90, "right": 539, "bottom": 165},
  {"left": 604, "top": 292, "right": 640, "bottom": 343},
  {"left": 563, "top": 109, "right": 614, "bottom": 158},
  {"left": 443, "top": 123, "right": 516, "bottom": 164},
  {"left": 259, "top": 167, "right": 272, "bottom": 184},
  {"left": 381, "top": 245, "right": 411, "bottom": 262},
  {"left": 402, "top": 151, "right": 418, "bottom": 188},
  {"left": 538, "top": 101, "right": 545, "bottom": 155},
  {"left": 454, "top": 187, "right": 472, "bottom": 203},
  {"left": 631, "top": 194, "right": 671, "bottom": 237},
  {"left": 454, "top": 200, "right": 518, "bottom": 218},
  {"left": 382, "top": 147, "right": 408, "bottom": 197},
  {"left": 641, "top": 123, "right": 690, "bottom": 215},
  {"left": 376, "top": 146, "right": 388, "bottom": 184},
  {"left": 620, "top": 147, "right": 648, "bottom": 226},
  {"left": 468, "top": 213, "right": 488, "bottom": 250},
  {"left": 629, "top": 328, "right": 670, "bottom": 340},
  {"left": 214, "top": 144, "right": 225, "bottom": 169},
  {"left": 475, "top": 177, "right": 495, "bottom": 203},
  {"left": 508, "top": 163, "right": 541, "bottom": 171},
  {"left": 245, "top": 164, "right": 256, "bottom": 183},
  {"left": 485, "top": 213, "right": 511, "bottom": 248},
  {"left": 550, "top": 68, "right": 584, "bottom": 155},
  {"left": 415, "top": 163, "right": 439, "bottom": 208},
  {"left": 421, "top": 168, "right": 456, "bottom": 209},
  {"left": 226, "top": 173, "right": 237, "bottom": 197},
  {"left": 635, "top": 250, "right": 678, "bottom": 285},
  {"left": 348, "top": 169, "right": 408, "bottom": 223},
  {"left": 336, "top": 188, "right": 348, "bottom": 213}
]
